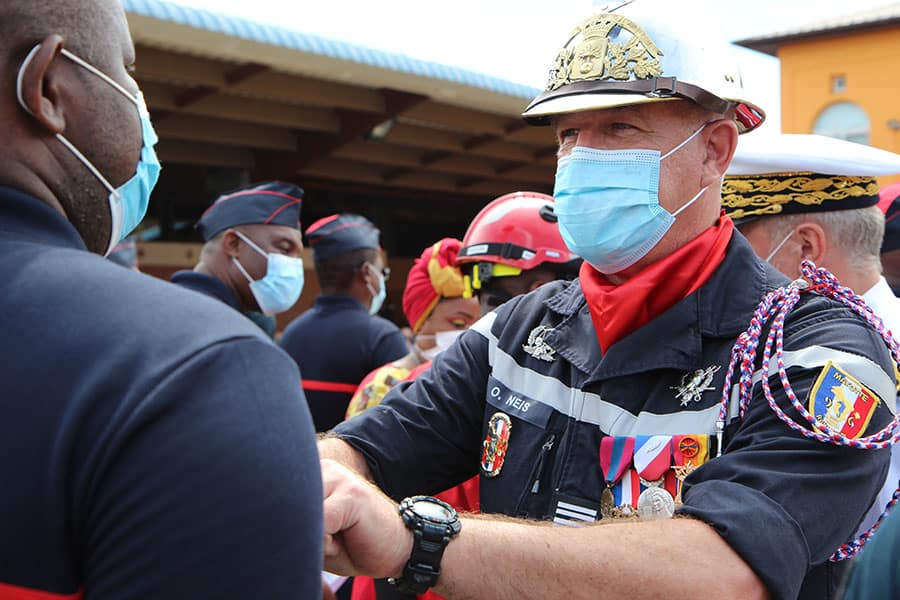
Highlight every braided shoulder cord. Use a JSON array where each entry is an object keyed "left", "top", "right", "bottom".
[{"left": 716, "top": 260, "right": 900, "bottom": 561}]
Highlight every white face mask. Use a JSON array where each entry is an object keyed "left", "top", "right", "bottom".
[
  {"left": 365, "top": 263, "right": 387, "bottom": 316},
  {"left": 416, "top": 329, "right": 464, "bottom": 361}
]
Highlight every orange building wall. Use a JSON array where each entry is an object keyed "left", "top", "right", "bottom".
[{"left": 777, "top": 25, "right": 900, "bottom": 186}]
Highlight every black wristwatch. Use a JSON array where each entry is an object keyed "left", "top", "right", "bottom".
[{"left": 390, "top": 495, "right": 462, "bottom": 595}]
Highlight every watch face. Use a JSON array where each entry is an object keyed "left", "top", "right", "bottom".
[{"left": 413, "top": 499, "right": 453, "bottom": 521}]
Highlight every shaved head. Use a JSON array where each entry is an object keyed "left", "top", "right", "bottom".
[
  {"left": 0, "top": 0, "right": 143, "bottom": 254},
  {"left": 0, "top": 0, "right": 123, "bottom": 67}
]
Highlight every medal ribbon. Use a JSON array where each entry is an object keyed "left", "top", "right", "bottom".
[
  {"left": 599, "top": 436, "right": 635, "bottom": 486},
  {"left": 613, "top": 469, "right": 640, "bottom": 508},
  {"left": 633, "top": 435, "right": 672, "bottom": 481},
  {"left": 672, "top": 434, "right": 709, "bottom": 467}
]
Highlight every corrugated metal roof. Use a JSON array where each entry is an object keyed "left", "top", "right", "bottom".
[
  {"left": 738, "top": 1, "right": 900, "bottom": 48},
  {"left": 122, "top": 0, "right": 540, "bottom": 100}
]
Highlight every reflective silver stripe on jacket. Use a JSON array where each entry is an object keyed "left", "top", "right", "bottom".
[
  {"left": 729, "top": 346, "right": 897, "bottom": 416},
  {"left": 472, "top": 311, "right": 723, "bottom": 436},
  {"left": 472, "top": 312, "right": 898, "bottom": 437}
]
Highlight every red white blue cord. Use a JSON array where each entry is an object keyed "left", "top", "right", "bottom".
[{"left": 717, "top": 260, "right": 900, "bottom": 561}]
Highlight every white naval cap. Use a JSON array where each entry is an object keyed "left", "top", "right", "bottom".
[
  {"left": 722, "top": 133, "right": 900, "bottom": 224},
  {"left": 727, "top": 133, "right": 900, "bottom": 177}
]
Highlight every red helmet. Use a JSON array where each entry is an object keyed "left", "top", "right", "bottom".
[{"left": 459, "top": 192, "right": 580, "bottom": 295}]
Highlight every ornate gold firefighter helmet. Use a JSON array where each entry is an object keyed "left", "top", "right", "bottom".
[{"left": 523, "top": 0, "right": 765, "bottom": 133}]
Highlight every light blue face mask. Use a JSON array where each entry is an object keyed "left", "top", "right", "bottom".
[
  {"left": 16, "top": 44, "right": 161, "bottom": 255},
  {"left": 233, "top": 231, "right": 305, "bottom": 316},
  {"left": 365, "top": 263, "right": 387, "bottom": 316},
  {"left": 553, "top": 123, "right": 709, "bottom": 274}
]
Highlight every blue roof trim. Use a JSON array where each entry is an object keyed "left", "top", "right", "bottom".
[{"left": 122, "top": 0, "right": 541, "bottom": 100}]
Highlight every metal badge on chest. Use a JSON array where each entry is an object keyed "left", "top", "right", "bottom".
[
  {"left": 523, "top": 326, "right": 556, "bottom": 362},
  {"left": 670, "top": 365, "right": 720, "bottom": 406}
]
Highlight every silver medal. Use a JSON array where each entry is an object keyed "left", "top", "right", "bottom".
[{"left": 637, "top": 486, "right": 675, "bottom": 519}]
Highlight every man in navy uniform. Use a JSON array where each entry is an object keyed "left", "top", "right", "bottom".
[
  {"left": 721, "top": 132, "right": 900, "bottom": 547},
  {"left": 280, "top": 213, "right": 407, "bottom": 432},
  {"left": 318, "top": 3, "right": 896, "bottom": 599},
  {"left": 171, "top": 181, "right": 305, "bottom": 325},
  {"left": 0, "top": 0, "right": 322, "bottom": 597}
]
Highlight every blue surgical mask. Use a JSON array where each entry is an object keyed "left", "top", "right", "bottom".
[
  {"left": 553, "top": 123, "right": 709, "bottom": 274},
  {"left": 16, "top": 45, "right": 161, "bottom": 255},
  {"left": 233, "top": 231, "right": 305, "bottom": 316},
  {"left": 365, "top": 263, "right": 387, "bottom": 316}
]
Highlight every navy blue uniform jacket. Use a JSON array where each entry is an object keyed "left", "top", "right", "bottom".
[
  {"left": 170, "top": 270, "right": 242, "bottom": 311},
  {"left": 335, "top": 232, "right": 896, "bottom": 600},
  {"left": 280, "top": 295, "right": 407, "bottom": 431},
  {"left": 0, "top": 188, "right": 323, "bottom": 599}
]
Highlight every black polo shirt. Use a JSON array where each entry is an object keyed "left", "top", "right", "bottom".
[
  {"left": 0, "top": 187, "right": 323, "bottom": 599},
  {"left": 170, "top": 270, "right": 242, "bottom": 311},
  {"left": 280, "top": 295, "right": 408, "bottom": 431}
]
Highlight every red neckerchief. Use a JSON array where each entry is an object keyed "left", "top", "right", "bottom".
[{"left": 581, "top": 216, "right": 734, "bottom": 352}]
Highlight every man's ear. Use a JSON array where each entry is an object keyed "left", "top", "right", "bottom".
[
  {"left": 357, "top": 261, "right": 373, "bottom": 287},
  {"left": 700, "top": 118, "right": 738, "bottom": 188},
  {"left": 795, "top": 222, "right": 827, "bottom": 265},
  {"left": 221, "top": 230, "right": 242, "bottom": 258},
  {"left": 18, "top": 35, "right": 68, "bottom": 135}
]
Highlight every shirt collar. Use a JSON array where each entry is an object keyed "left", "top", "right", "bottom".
[
  {"left": 315, "top": 294, "right": 368, "bottom": 311},
  {"left": 170, "top": 271, "right": 243, "bottom": 312},
  {"left": 862, "top": 276, "right": 895, "bottom": 306},
  {"left": 0, "top": 186, "right": 87, "bottom": 251}
]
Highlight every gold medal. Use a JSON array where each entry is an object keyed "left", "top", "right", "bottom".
[{"left": 600, "top": 486, "right": 615, "bottom": 519}]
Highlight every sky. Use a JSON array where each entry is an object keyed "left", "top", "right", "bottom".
[{"left": 163, "top": 0, "right": 899, "bottom": 130}]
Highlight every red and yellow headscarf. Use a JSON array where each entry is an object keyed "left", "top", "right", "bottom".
[{"left": 402, "top": 238, "right": 466, "bottom": 333}]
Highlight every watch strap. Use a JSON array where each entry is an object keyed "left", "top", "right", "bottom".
[{"left": 392, "top": 497, "right": 460, "bottom": 594}]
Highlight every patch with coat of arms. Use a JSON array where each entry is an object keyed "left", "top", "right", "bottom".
[{"left": 809, "top": 361, "right": 880, "bottom": 439}]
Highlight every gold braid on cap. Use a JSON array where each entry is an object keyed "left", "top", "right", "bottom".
[
  {"left": 547, "top": 13, "right": 664, "bottom": 91},
  {"left": 722, "top": 173, "right": 881, "bottom": 221}
]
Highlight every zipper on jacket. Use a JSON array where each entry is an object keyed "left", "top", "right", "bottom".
[{"left": 530, "top": 434, "right": 556, "bottom": 494}]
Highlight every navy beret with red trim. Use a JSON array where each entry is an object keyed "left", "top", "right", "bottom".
[
  {"left": 305, "top": 213, "right": 380, "bottom": 262},
  {"left": 197, "top": 181, "right": 304, "bottom": 241}
]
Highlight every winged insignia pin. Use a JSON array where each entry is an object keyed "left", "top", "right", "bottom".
[
  {"left": 523, "top": 325, "right": 556, "bottom": 362},
  {"left": 671, "top": 366, "right": 721, "bottom": 406}
]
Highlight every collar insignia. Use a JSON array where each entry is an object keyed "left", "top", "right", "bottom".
[
  {"left": 523, "top": 325, "right": 557, "bottom": 362},
  {"left": 671, "top": 366, "right": 721, "bottom": 406}
]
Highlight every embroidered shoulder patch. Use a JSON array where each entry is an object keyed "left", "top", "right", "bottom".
[{"left": 809, "top": 361, "right": 880, "bottom": 439}]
